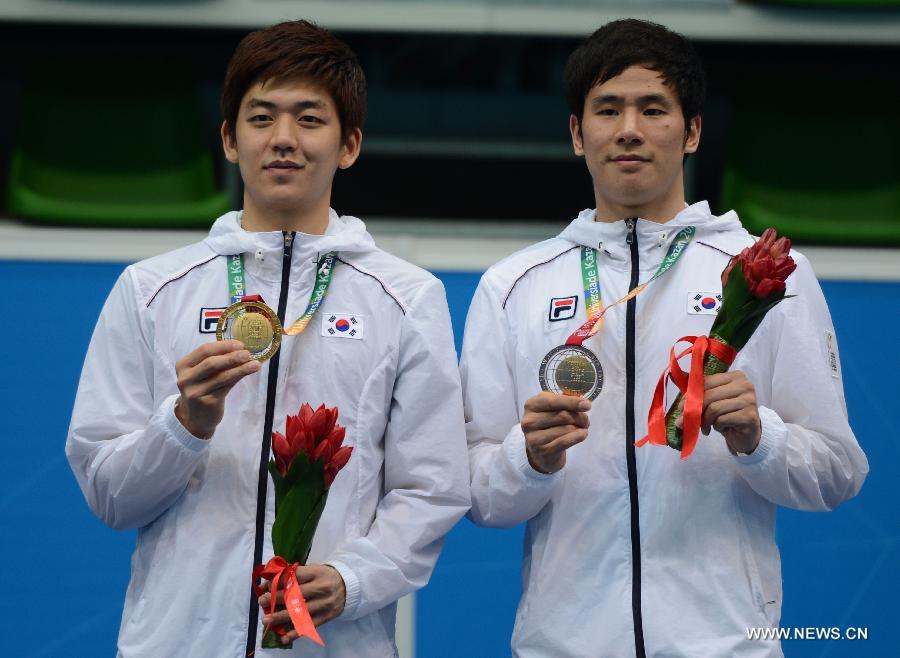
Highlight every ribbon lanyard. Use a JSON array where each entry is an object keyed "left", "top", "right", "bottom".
[
  {"left": 566, "top": 225, "right": 696, "bottom": 347},
  {"left": 227, "top": 254, "right": 246, "bottom": 303},
  {"left": 226, "top": 251, "right": 337, "bottom": 336}
]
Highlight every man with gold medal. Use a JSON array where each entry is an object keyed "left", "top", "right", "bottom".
[
  {"left": 461, "top": 19, "right": 867, "bottom": 658},
  {"left": 66, "top": 21, "right": 470, "bottom": 658}
]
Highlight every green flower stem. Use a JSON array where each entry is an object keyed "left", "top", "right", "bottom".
[
  {"left": 664, "top": 336, "right": 732, "bottom": 451},
  {"left": 262, "top": 627, "right": 289, "bottom": 649},
  {"left": 259, "top": 453, "right": 329, "bottom": 649}
]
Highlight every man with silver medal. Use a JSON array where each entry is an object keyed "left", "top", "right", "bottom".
[{"left": 461, "top": 19, "right": 867, "bottom": 658}]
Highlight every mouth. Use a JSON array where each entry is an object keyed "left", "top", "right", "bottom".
[
  {"left": 264, "top": 160, "right": 303, "bottom": 170},
  {"left": 610, "top": 155, "right": 650, "bottom": 163}
]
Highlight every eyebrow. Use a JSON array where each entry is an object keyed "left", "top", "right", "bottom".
[
  {"left": 591, "top": 93, "right": 673, "bottom": 108},
  {"left": 246, "top": 98, "right": 328, "bottom": 112}
]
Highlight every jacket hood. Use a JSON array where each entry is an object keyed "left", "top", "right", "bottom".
[
  {"left": 558, "top": 201, "right": 749, "bottom": 256},
  {"left": 203, "top": 209, "right": 377, "bottom": 257}
]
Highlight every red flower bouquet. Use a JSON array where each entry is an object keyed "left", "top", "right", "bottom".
[
  {"left": 637, "top": 228, "right": 797, "bottom": 459},
  {"left": 253, "top": 403, "right": 353, "bottom": 649}
]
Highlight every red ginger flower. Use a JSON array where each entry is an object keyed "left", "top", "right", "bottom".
[
  {"left": 272, "top": 403, "right": 352, "bottom": 488},
  {"left": 639, "top": 227, "right": 798, "bottom": 457},
  {"left": 722, "top": 228, "right": 797, "bottom": 298},
  {"left": 325, "top": 446, "right": 353, "bottom": 489}
]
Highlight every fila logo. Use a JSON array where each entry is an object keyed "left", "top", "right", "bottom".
[
  {"left": 548, "top": 295, "right": 578, "bottom": 322},
  {"left": 199, "top": 307, "right": 227, "bottom": 333}
]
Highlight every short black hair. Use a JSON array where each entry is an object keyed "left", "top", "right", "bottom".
[
  {"left": 564, "top": 19, "right": 706, "bottom": 129},
  {"left": 222, "top": 20, "right": 366, "bottom": 144}
]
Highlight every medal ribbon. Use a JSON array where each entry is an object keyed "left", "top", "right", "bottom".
[
  {"left": 283, "top": 252, "right": 336, "bottom": 336},
  {"left": 253, "top": 556, "right": 323, "bottom": 646},
  {"left": 566, "top": 226, "right": 695, "bottom": 347},
  {"left": 636, "top": 335, "right": 736, "bottom": 459},
  {"left": 227, "top": 254, "right": 246, "bottom": 304},
  {"left": 226, "top": 252, "right": 337, "bottom": 336},
  {"left": 581, "top": 246, "right": 602, "bottom": 323}
]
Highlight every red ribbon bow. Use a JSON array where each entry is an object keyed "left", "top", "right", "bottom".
[
  {"left": 637, "top": 335, "right": 737, "bottom": 460},
  {"left": 253, "top": 556, "right": 323, "bottom": 647}
]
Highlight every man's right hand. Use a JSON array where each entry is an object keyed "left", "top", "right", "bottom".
[
  {"left": 174, "top": 340, "right": 261, "bottom": 439},
  {"left": 521, "top": 392, "right": 591, "bottom": 474}
]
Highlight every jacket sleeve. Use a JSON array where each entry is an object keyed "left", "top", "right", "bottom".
[
  {"left": 66, "top": 268, "right": 209, "bottom": 531},
  {"left": 733, "top": 254, "right": 868, "bottom": 510},
  {"left": 461, "top": 275, "right": 563, "bottom": 529},
  {"left": 326, "top": 278, "right": 470, "bottom": 620}
]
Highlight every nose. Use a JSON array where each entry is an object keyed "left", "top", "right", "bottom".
[
  {"left": 270, "top": 116, "right": 298, "bottom": 155},
  {"left": 615, "top": 108, "right": 643, "bottom": 146}
]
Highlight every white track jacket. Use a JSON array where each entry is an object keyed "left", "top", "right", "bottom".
[
  {"left": 462, "top": 202, "right": 867, "bottom": 658},
  {"left": 67, "top": 210, "right": 470, "bottom": 657}
]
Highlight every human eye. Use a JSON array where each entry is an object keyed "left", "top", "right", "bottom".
[
  {"left": 644, "top": 107, "right": 667, "bottom": 116},
  {"left": 298, "top": 114, "right": 325, "bottom": 126},
  {"left": 595, "top": 107, "right": 618, "bottom": 117},
  {"left": 248, "top": 113, "right": 272, "bottom": 124}
]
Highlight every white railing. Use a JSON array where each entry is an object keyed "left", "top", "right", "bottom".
[{"left": 2, "top": 218, "right": 899, "bottom": 281}]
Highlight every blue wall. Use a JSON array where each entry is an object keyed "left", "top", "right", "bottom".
[{"left": 2, "top": 261, "right": 896, "bottom": 657}]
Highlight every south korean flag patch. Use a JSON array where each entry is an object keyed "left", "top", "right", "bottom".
[
  {"left": 687, "top": 292, "right": 722, "bottom": 315},
  {"left": 323, "top": 313, "right": 364, "bottom": 340}
]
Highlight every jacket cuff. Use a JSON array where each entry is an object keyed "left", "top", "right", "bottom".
[
  {"left": 733, "top": 405, "right": 784, "bottom": 466},
  {"left": 161, "top": 395, "right": 210, "bottom": 453},
  {"left": 504, "top": 425, "right": 564, "bottom": 483},
  {"left": 326, "top": 560, "right": 361, "bottom": 620}
]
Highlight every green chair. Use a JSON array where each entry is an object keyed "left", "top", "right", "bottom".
[
  {"left": 8, "top": 59, "right": 230, "bottom": 227},
  {"left": 721, "top": 76, "right": 900, "bottom": 245}
]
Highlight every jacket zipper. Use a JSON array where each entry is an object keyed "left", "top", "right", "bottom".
[
  {"left": 246, "top": 231, "right": 294, "bottom": 655},
  {"left": 624, "top": 218, "right": 647, "bottom": 658}
]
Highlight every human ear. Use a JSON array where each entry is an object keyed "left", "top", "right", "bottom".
[
  {"left": 683, "top": 115, "right": 701, "bottom": 154},
  {"left": 338, "top": 127, "right": 363, "bottom": 170},
  {"left": 221, "top": 121, "right": 239, "bottom": 164},
  {"left": 570, "top": 115, "right": 585, "bottom": 156}
]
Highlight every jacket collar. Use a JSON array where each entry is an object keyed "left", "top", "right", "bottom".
[
  {"left": 557, "top": 201, "right": 749, "bottom": 262},
  {"left": 203, "top": 209, "right": 377, "bottom": 284}
]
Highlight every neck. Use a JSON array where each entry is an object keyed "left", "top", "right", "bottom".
[
  {"left": 593, "top": 175, "right": 687, "bottom": 224},
  {"left": 240, "top": 192, "right": 331, "bottom": 234}
]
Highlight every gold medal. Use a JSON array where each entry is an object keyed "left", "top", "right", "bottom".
[
  {"left": 539, "top": 345, "right": 603, "bottom": 400},
  {"left": 216, "top": 300, "right": 282, "bottom": 362},
  {"left": 232, "top": 312, "right": 274, "bottom": 353}
]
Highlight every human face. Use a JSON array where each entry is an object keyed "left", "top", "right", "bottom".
[
  {"left": 570, "top": 65, "right": 700, "bottom": 222},
  {"left": 221, "top": 78, "right": 361, "bottom": 228}
]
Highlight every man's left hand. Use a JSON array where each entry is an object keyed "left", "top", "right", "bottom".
[
  {"left": 700, "top": 370, "right": 761, "bottom": 455},
  {"left": 258, "top": 564, "right": 346, "bottom": 646}
]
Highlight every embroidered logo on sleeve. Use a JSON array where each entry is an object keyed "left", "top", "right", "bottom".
[
  {"left": 323, "top": 314, "right": 364, "bottom": 340},
  {"left": 824, "top": 329, "right": 841, "bottom": 379},
  {"left": 199, "top": 307, "right": 227, "bottom": 333},
  {"left": 687, "top": 292, "right": 722, "bottom": 315},
  {"left": 548, "top": 295, "right": 578, "bottom": 322}
]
